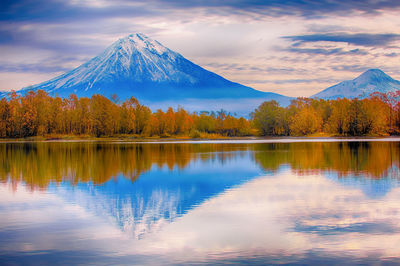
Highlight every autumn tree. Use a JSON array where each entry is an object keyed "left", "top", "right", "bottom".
[
  {"left": 131, "top": 98, "right": 151, "bottom": 135},
  {"left": 193, "top": 112, "right": 217, "bottom": 133},
  {"left": 252, "top": 100, "right": 288, "bottom": 136},
  {"left": 120, "top": 98, "right": 136, "bottom": 134},
  {"left": 90, "top": 95, "right": 117, "bottom": 136},
  {"left": 0, "top": 98, "right": 10, "bottom": 137},
  {"left": 165, "top": 107, "right": 175, "bottom": 135},
  {"left": 326, "top": 98, "right": 351, "bottom": 135},
  {"left": 289, "top": 106, "right": 322, "bottom": 136},
  {"left": 361, "top": 97, "right": 388, "bottom": 135},
  {"left": 175, "top": 108, "right": 193, "bottom": 135},
  {"left": 20, "top": 91, "right": 38, "bottom": 137}
]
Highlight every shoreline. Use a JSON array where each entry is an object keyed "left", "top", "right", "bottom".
[{"left": 1, "top": 136, "right": 400, "bottom": 144}]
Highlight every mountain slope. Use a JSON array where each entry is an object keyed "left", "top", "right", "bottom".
[
  {"left": 313, "top": 69, "right": 400, "bottom": 99},
  {"left": 10, "top": 33, "right": 291, "bottom": 113}
]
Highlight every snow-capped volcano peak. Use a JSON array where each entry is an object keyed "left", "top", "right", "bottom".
[
  {"left": 98, "top": 32, "right": 181, "bottom": 75},
  {"left": 28, "top": 33, "right": 187, "bottom": 90},
  {"left": 313, "top": 69, "right": 400, "bottom": 99},
  {"left": 111, "top": 33, "right": 172, "bottom": 57}
]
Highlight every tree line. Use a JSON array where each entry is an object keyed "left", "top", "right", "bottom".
[
  {"left": 0, "top": 90, "right": 251, "bottom": 138},
  {"left": 0, "top": 90, "right": 399, "bottom": 138},
  {"left": 253, "top": 91, "right": 400, "bottom": 136}
]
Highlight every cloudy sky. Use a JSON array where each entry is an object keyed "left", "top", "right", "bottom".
[{"left": 1, "top": 0, "right": 400, "bottom": 97}]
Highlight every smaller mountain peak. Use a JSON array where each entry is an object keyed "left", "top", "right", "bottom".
[
  {"left": 358, "top": 69, "right": 390, "bottom": 80},
  {"left": 313, "top": 68, "right": 400, "bottom": 99}
]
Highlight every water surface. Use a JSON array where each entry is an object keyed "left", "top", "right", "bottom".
[{"left": 1, "top": 141, "right": 400, "bottom": 265}]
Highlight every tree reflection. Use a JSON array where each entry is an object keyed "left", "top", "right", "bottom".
[
  {"left": 0, "top": 141, "right": 399, "bottom": 191},
  {"left": 253, "top": 142, "right": 399, "bottom": 178},
  {"left": 0, "top": 142, "right": 248, "bottom": 190}
]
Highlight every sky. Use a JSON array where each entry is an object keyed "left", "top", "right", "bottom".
[{"left": 0, "top": 0, "right": 400, "bottom": 97}]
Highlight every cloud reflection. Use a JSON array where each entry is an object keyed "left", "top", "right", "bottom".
[{"left": 137, "top": 171, "right": 400, "bottom": 263}]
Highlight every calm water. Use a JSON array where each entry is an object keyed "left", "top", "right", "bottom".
[{"left": 1, "top": 140, "right": 400, "bottom": 265}]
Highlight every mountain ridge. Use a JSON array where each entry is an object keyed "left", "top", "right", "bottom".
[{"left": 312, "top": 69, "right": 400, "bottom": 99}]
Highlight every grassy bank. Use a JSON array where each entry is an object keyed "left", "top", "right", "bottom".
[{"left": 0, "top": 133, "right": 395, "bottom": 142}]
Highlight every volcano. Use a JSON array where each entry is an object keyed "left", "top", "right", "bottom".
[{"left": 13, "top": 33, "right": 291, "bottom": 114}]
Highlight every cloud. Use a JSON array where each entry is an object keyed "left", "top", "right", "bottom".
[
  {"left": 330, "top": 65, "right": 371, "bottom": 73},
  {"left": 0, "top": 63, "right": 71, "bottom": 73},
  {"left": 284, "top": 33, "right": 400, "bottom": 47},
  {"left": 2, "top": 0, "right": 400, "bottom": 26},
  {"left": 246, "top": 78, "right": 339, "bottom": 85},
  {"left": 384, "top": 52, "right": 399, "bottom": 57},
  {"left": 0, "top": 0, "right": 155, "bottom": 23},
  {"left": 286, "top": 47, "right": 369, "bottom": 55},
  {"left": 145, "top": 0, "right": 400, "bottom": 17}
]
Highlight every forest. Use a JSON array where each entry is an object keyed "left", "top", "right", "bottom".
[
  {"left": 0, "top": 90, "right": 399, "bottom": 138},
  {"left": 253, "top": 91, "right": 400, "bottom": 136}
]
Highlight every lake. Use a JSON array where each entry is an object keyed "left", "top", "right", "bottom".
[{"left": 1, "top": 140, "right": 400, "bottom": 265}]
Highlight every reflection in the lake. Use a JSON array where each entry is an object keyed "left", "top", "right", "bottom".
[
  {"left": 1, "top": 141, "right": 400, "bottom": 265},
  {"left": 253, "top": 141, "right": 399, "bottom": 179},
  {"left": 0, "top": 143, "right": 253, "bottom": 190}
]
